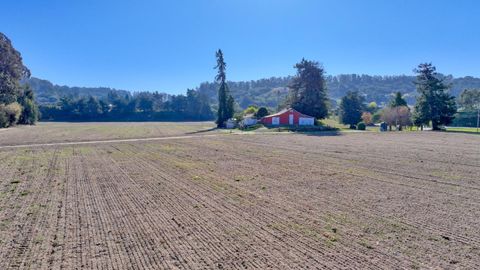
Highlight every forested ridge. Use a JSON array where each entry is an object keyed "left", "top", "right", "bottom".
[
  {"left": 24, "top": 74, "right": 480, "bottom": 111},
  {"left": 197, "top": 74, "right": 480, "bottom": 108},
  {"left": 23, "top": 77, "right": 130, "bottom": 105}
]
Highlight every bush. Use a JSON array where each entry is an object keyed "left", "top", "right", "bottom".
[
  {"left": 18, "top": 98, "right": 38, "bottom": 125},
  {"left": 361, "top": 112, "right": 373, "bottom": 125},
  {"left": 243, "top": 105, "right": 258, "bottom": 115},
  {"left": 255, "top": 107, "right": 269, "bottom": 118},
  {"left": 357, "top": 122, "right": 366, "bottom": 130},
  {"left": 0, "top": 107, "right": 8, "bottom": 128},
  {"left": 0, "top": 102, "right": 22, "bottom": 127},
  {"left": 372, "top": 111, "right": 382, "bottom": 123}
]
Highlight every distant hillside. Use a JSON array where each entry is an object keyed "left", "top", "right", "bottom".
[
  {"left": 197, "top": 74, "right": 480, "bottom": 109},
  {"left": 25, "top": 74, "right": 480, "bottom": 109},
  {"left": 22, "top": 77, "right": 130, "bottom": 105}
]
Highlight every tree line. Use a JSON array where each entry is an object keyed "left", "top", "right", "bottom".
[
  {"left": 40, "top": 89, "right": 213, "bottom": 121},
  {"left": 195, "top": 73, "right": 480, "bottom": 111},
  {"left": 215, "top": 54, "right": 465, "bottom": 131},
  {"left": 335, "top": 63, "right": 469, "bottom": 131}
]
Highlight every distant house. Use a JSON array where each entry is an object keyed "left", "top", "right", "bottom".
[
  {"left": 261, "top": 108, "right": 315, "bottom": 126},
  {"left": 240, "top": 114, "right": 258, "bottom": 127},
  {"left": 225, "top": 118, "right": 237, "bottom": 129}
]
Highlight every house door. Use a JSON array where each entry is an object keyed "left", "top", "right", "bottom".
[{"left": 289, "top": 114, "right": 294, "bottom": 125}]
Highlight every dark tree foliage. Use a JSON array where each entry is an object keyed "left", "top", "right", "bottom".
[
  {"left": 339, "top": 91, "right": 365, "bottom": 129},
  {"left": 39, "top": 89, "right": 213, "bottom": 122},
  {"left": 226, "top": 95, "right": 234, "bottom": 120},
  {"left": 458, "top": 89, "right": 480, "bottom": 111},
  {"left": 26, "top": 74, "right": 480, "bottom": 111},
  {"left": 136, "top": 92, "right": 155, "bottom": 112},
  {"left": 0, "top": 72, "right": 19, "bottom": 104},
  {"left": 412, "top": 63, "right": 457, "bottom": 130},
  {"left": 0, "top": 32, "right": 38, "bottom": 127},
  {"left": 17, "top": 85, "right": 39, "bottom": 124},
  {"left": 389, "top": 92, "right": 407, "bottom": 107},
  {"left": 287, "top": 58, "right": 329, "bottom": 119},
  {"left": 255, "top": 107, "right": 269, "bottom": 118},
  {"left": 0, "top": 33, "right": 30, "bottom": 81},
  {"left": 0, "top": 32, "right": 30, "bottom": 104},
  {"left": 215, "top": 49, "right": 234, "bottom": 127}
]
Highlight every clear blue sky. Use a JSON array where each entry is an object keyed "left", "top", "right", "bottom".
[{"left": 2, "top": 0, "right": 479, "bottom": 94}]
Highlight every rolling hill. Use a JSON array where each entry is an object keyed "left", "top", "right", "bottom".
[{"left": 24, "top": 74, "right": 480, "bottom": 109}]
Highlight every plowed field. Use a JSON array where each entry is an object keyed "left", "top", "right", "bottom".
[{"left": 0, "top": 124, "right": 479, "bottom": 269}]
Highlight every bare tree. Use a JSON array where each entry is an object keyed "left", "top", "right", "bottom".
[{"left": 381, "top": 106, "right": 412, "bottom": 131}]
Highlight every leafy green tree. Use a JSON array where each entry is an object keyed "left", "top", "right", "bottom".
[
  {"left": 243, "top": 105, "right": 258, "bottom": 115},
  {"left": 215, "top": 49, "right": 234, "bottom": 127},
  {"left": 339, "top": 91, "right": 365, "bottom": 129},
  {"left": 389, "top": 92, "right": 407, "bottom": 107},
  {"left": 0, "top": 33, "right": 30, "bottom": 80},
  {"left": 0, "top": 32, "right": 38, "bottom": 127},
  {"left": 0, "top": 72, "right": 19, "bottom": 104},
  {"left": 287, "top": 58, "right": 329, "bottom": 119},
  {"left": 458, "top": 89, "right": 480, "bottom": 111},
  {"left": 184, "top": 89, "right": 213, "bottom": 120},
  {"left": 85, "top": 96, "right": 102, "bottom": 118},
  {"left": 366, "top": 101, "right": 378, "bottom": 113},
  {"left": 17, "top": 85, "right": 39, "bottom": 124},
  {"left": 412, "top": 63, "right": 457, "bottom": 130},
  {"left": 135, "top": 92, "right": 154, "bottom": 112}
]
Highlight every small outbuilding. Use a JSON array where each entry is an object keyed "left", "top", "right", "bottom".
[
  {"left": 261, "top": 108, "right": 315, "bottom": 126},
  {"left": 240, "top": 114, "right": 258, "bottom": 127},
  {"left": 225, "top": 118, "right": 237, "bottom": 129}
]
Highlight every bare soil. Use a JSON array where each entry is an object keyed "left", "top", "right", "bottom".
[
  {"left": 0, "top": 122, "right": 217, "bottom": 146},
  {"left": 0, "top": 125, "right": 479, "bottom": 269}
]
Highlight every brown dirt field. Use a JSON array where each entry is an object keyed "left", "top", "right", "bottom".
[
  {"left": 0, "top": 128, "right": 479, "bottom": 269},
  {"left": 0, "top": 122, "right": 217, "bottom": 146}
]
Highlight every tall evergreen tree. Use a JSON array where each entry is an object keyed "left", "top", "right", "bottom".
[
  {"left": 215, "top": 49, "right": 234, "bottom": 127},
  {"left": 412, "top": 63, "right": 457, "bottom": 130},
  {"left": 339, "top": 91, "right": 365, "bottom": 129},
  {"left": 287, "top": 58, "right": 329, "bottom": 119},
  {"left": 389, "top": 92, "right": 407, "bottom": 107}
]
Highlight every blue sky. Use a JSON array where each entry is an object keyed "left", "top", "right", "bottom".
[{"left": 2, "top": 0, "right": 479, "bottom": 94}]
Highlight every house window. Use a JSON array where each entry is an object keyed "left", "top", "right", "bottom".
[
  {"left": 272, "top": 117, "right": 280, "bottom": 125},
  {"left": 299, "top": 117, "right": 314, "bottom": 125}
]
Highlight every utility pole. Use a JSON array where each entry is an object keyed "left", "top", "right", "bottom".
[{"left": 477, "top": 107, "right": 479, "bottom": 133}]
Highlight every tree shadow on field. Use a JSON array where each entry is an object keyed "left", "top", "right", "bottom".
[
  {"left": 185, "top": 127, "right": 219, "bottom": 135},
  {"left": 295, "top": 130, "right": 342, "bottom": 137},
  {"left": 444, "top": 130, "right": 480, "bottom": 136}
]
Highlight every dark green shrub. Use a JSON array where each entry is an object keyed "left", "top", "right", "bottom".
[
  {"left": 255, "top": 107, "right": 269, "bottom": 118},
  {"left": 357, "top": 122, "right": 366, "bottom": 130}
]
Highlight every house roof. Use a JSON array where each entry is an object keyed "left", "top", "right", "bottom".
[{"left": 263, "top": 108, "right": 314, "bottom": 118}]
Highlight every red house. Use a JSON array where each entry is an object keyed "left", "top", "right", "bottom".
[{"left": 261, "top": 108, "right": 315, "bottom": 126}]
